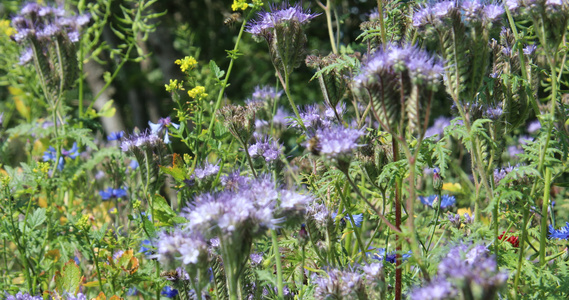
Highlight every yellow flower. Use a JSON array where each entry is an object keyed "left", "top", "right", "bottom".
[
  {"left": 0, "top": 20, "right": 16, "bottom": 37},
  {"left": 165, "top": 79, "right": 184, "bottom": 92},
  {"left": 174, "top": 56, "right": 197, "bottom": 73},
  {"left": 188, "top": 86, "right": 208, "bottom": 101},
  {"left": 232, "top": 0, "right": 249, "bottom": 11}
]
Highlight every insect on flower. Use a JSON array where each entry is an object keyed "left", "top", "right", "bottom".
[
  {"left": 306, "top": 136, "right": 321, "bottom": 155},
  {"left": 223, "top": 12, "right": 242, "bottom": 27}
]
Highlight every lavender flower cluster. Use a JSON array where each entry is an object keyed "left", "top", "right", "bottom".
[
  {"left": 410, "top": 244, "right": 508, "bottom": 299},
  {"left": 413, "top": 0, "right": 504, "bottom": 29},
  {"left": 246, "top": 2, "right": 319, "bottom": 39},
  {"left": 183, "top": 174, "right": 313, "bottom": 238}
]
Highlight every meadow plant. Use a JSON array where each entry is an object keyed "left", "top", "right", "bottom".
[{"left": 1, "top": 0, "right": 569, "bottom": 299}]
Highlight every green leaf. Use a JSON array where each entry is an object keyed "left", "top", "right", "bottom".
[
  {"left": 65, "top": 128, "right": 98, "bottom": 151},
  {"left": 97, "top": 100, "right": 116, "bottom": 118},
  {"left": 153, "top": 194, "right": 175, "bottom": 224},
  {"left": 54, "top": 260, "right": 83, "bottom": 296},
  {"left": 27, "top": 208, "right": 46, "bottom": 229},
  {"left": 209, "top": 60, "right": 225, "bottom": 79}
]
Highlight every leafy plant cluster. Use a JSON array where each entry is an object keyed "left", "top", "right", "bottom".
[{"left": 0, "top": 0, "right": 568, "bottom": 299}]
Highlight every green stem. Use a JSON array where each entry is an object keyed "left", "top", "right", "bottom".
[
  {"left": 86, "top": 44, "right": 134, "bottom": 113},
  {"left": 335, "top": 182, "right": 368, "bottom": 263},
  {"left": 377, "top": 0, "right": 387, "bottom": 47},
  {"left": 207, "top": 12, "right": 252, "bottom": 139},
  {"left": 272, "top": 230, "right": 284, "bottom": 300},
  {"left": 539, "top": 168, "right": 552, "bottom": 265},
  {"left": 513, "top": 204, "right": 529, "bottom": 297},
  {"left": 425, "top": 192, "right": 443, "bottom": 252},
  {"left": 84, "top": 233, "right": 107, "bottom": 295},
  {"left": 282, "top": 72, "right": 307, "bottom": 132}
]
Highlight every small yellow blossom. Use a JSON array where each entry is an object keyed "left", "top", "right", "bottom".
[
  {"left": 174, "top": 56, "right": 197, "bottom": 73},
  {"left": 0, "top": 20, "right": 16, "bottom": 37},
  {"left": 188, "top": 86, "right": 208, "bottom": 101},
  {"left": 165, "top": 79, "right": 184, "bottom": 92},
  {"left": 232, "top": 0, "right": 249, "bottom": 11},
  {"left": 33, "top": 162, "right": 50, "bottom": 176},
  {"left": 252, "top": 0, "right": 263, "bottom": 8}
]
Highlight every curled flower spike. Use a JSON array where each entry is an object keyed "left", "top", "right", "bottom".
[{"left": 246, "top": 2, "right": 320, "bottom": 39}]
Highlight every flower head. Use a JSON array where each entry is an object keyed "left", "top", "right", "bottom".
[
  {"left": 419, "top": 194, "right": 456, "bottom": 209},
  {"left": 246, "top": 2, "right": 319, "bottom": 38},
  {"left": 310, "top": 125, "right": 365, "bottom": 159},
  {"left": 248, "top": 135, "right": 283, "bottom": 162},
  {"left": 107, "top": 131, "right": 124, "bottom": 141},
  {"left": 549, "top": 222, "right": 569, "bottom": 240},
  {"left": 192, "top": 162, "right": 220, "bottom": 180},
  {"left": 149, "top": 117, "right": 180, "bottom": 144},
  {"left": 175, "top": 56, "right": 197, "bottom": 73},
  {"left": 99, "top": 188, "right": 128, "bottom": 200}
]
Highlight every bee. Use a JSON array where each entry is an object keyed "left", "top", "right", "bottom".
[
  {"left": 223, "top": 13, "right": 242, "bottom": 27},
  {"left": 306, "top": 136, "right": 321, "bottom": 155},
  {"left": 160, "top": 270, "right": 179, "bottom": 281}
]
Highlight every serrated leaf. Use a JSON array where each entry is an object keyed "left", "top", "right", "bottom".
[
  {"left": 27, "top": 208, "right": 46, "bottom": 229},
  {"left": 209, "top": 60, "right": 225, "bottom": 79},
  {"left": 54, "top": 260, "right": 83, "bottom": 296}
]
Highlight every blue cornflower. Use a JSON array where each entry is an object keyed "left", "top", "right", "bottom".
[
  {"left": 149, "top": 116, "right": 180, "bottom": 144},
  {"left": 43, "top": 142, "right": 80, "bottom": 170},
  {"left": 107, "top": 131, "right": 124, "bottom": 141},
  {"left": 99, "top": 188, "right": 127, "bottom": 200},
  {"left": 332, "top": 211, "right": 364, "bottom": 227},
  {"left": 139, "top": 239, "right": 153, "bottom": 255},
  {"left": 549, "top": 222, "right": 569, "bottom": 240},
  {"left": 419, "top": 194, "right": 456, "bottom": 209},
  {"left": 373, "top": 248, "right": 412, "bottom": 263},
  {"left": 161, "top": 286, "right": 178, "bottom": 298}
]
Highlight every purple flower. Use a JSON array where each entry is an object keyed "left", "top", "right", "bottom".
[
  {"left": 484, "top": 106, "right": 503, "bottom": 120},
  {"left": 19, "top": 48, "right": 33, "bottom": 65},
  {"left": 99, "top": 188, "right": 127, "bottom": 200},
  {"left": 483, "top": 4, "right": 505, "bottom": 22},
  {"left": 409, "top": 280, "right": 455, "bottom": 300},
  {"left": 425, "top": 116, "right": 451, "bottom": 140},
  {"left": 149, "top": 117, "right": 180, "bottom": 144},
  {"left": 153, "top": 228, "right": 208, "bottom": 266},
  {"left": 527, "top": 119, "right": 541, "bottom": 133},
  {"left": 192, "top": 162, "right": 220, "bottom": 180},
  {"left": 250, "top": 253, "right": 264, "bottom": 266},
  {"left": 247, "top": 85, "right": 283, "bottom": 104},
  {"left": 246, "top": 2, "right": 319, "bottom": 38},
  {"left": 312, "top": 125, "right": 364, "bottom": 158},
  {"left": 120, "top": 131, "right": 162, "bottom": 152},
  {"left": 4, "top": 292, "right": 43, "bottom": 300},
  {"left": 507, "top": 145, "right": 523, "bottom": 158},
  {"left": 419, "top": 194, "right": 456, "bottom": 209},
  {"left": 248, "top": 136, "right": 283, "bottom": 162},
  {"left": 549, "top": 222, "right": 569, "bottom": 240},
  {"left": 314, "top": 268, "right": 365, "bottom": 299},
  {"left": 273, "top": 107, "right": 290, "bottom": 126},
  {"left": 289, "top": 104, "right": 329, "bottom": 131},
  {"left": 523, "top": 44, "right": 537, "bottom": 55}
]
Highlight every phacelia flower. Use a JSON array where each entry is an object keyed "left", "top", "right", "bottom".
[
  {"left": 99, "top": 188, "right": 128, "bottom": 200},
  {"left": 120, "top": 131, "right": 163, "bottom": 153},
  {"left": 527, "top": 119, "right": 541, "bottom": 133},
  {"left": 410, "top": 244, "right": 508, "bottom": 299},
  {"left": 246, "top": 2, "right": 319, "bottom": 38},
  {"left": 314, "top": 268, "right": 366, "bottom": 299},
  {"left": 419, "top": 194, "right": 456, "bottom": 209},
  {"left": 248, "top": 136, "right": 283, "bottom": 162},
  {"left": 153, "top": 228, "right": 208, "bottom": 266},
  {"left": 149, "top": 116, "right": 180, "bottom": 144},
  {"left": 246, "top": 85, "right": 283, "bottom": 105},
  {"left": 192, "top": 162, "right": 220, "bottom": 181},
  {"left": 425, "top": 116, "right": 451, "bottom": 140},
  {"left": 549, "top": 222, "right": 569, "bottom": 240},
  {"left": 246, "top": 2, "right": 320, "bottom": 75},
  {"left": 311, "top": 125, "right": 365, "bottom": 159},
  {"left": 4, "top": 292, "right": 43, "bottom": 300}
]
